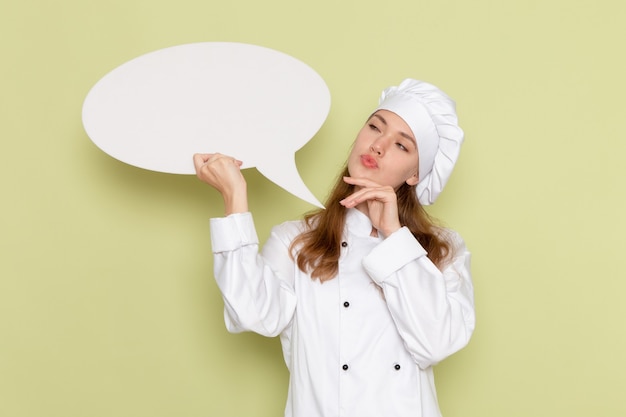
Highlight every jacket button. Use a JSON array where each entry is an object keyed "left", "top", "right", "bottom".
[
  {"left": 394, "top": 363, "right": 401, "bottom": 370},
  {"left": 341, "top": 241, "right": 348, "bottom": 247},
  {"left": 342, "top": 364, "right": 349, "bottom": 371},
  {"left": 343, "top": 301, "right": 350, "bottom": 308}
]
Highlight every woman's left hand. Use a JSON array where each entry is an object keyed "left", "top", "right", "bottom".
[{"left": 340, "top": 176, "right": 402, "bottom": 237}]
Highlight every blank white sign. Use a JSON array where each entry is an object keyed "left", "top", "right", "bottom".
[{"left": 82, "top": 42, "right": 331, "bottom": 207}]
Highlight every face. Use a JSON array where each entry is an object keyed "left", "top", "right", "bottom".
[{"left": 347, "top": 110, "right": 419, "bottom": 189}]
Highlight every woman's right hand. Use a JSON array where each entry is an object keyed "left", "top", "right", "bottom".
[{"left": 193, "top": 153, "right": 249, "bottom": 215}]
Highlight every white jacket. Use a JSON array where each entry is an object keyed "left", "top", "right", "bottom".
[{"left": 210, "top": 208, "right": 475, "bottom": 417}]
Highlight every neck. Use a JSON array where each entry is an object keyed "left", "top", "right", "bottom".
[{"left": 353, "top": 203, "right": 379, "bottom": 237}]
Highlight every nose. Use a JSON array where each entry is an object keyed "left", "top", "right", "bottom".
[{"left": 370, "top": 140, "right": 384, "bottom": 156}]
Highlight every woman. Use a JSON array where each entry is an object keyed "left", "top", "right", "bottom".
[{"left": 193, "top": 79, "right": 475, "bottom": 417}]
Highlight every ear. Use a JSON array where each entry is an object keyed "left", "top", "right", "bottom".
[{"left": 405, "top": 173, "right": 419, "bottom": 186}]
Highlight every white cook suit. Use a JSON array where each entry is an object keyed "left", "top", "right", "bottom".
[{"left": 210, "top": 208, "right": 475, "bottom": 417}]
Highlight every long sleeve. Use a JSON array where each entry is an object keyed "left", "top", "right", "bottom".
[
  {"left": 362, "top": 227, "right": 475, "bottom": 369},
  {"left": 210, "top": 212, "right": 298, "bottom": 337}
]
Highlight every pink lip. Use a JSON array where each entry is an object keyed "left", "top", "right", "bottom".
[{"left": 360, "top": 154, "right": 378, "bottom": 169}]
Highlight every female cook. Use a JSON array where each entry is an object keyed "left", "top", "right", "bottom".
[{"left": 194, "top": 79, "right": 475, "bottom": 417}]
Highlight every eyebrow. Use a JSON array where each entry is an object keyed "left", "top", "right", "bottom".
[{"left": 371, "top": 114, "right": 417, "bottom": 146}]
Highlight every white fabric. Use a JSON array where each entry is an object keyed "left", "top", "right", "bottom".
[
  {"left": 210, "top": 209, "right": 475, "bottom": 417},
  {"left": 375, "top": 79, "right": 465, "bottom": 205},
  {"left": 375, "top": 92, "right": 439, "bottom": 182}
]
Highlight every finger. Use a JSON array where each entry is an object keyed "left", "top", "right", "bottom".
[
  {"left": 209, "top": 153, "right": 242, "bottom": 166},
  {"left": 193, "top": 153, "right": 214, "bottom": 170},
  {"left": 343, "top": 176, "right": 383, "bottom": 189},
  {"left": 344, "top": 184, "right": 395, "bottom": 200},
  {"left": 340, "top": 187, "right": 394, "bottom": 207}
]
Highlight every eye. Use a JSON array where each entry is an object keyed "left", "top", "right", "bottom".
[
  {"left": 368, "top": 123, "right": 380, "bottom": 132},
  {"left": 396, "top": 142, "right": 408, "bottom": 152}
]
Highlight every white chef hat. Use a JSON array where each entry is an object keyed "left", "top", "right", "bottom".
[{"left": 375, "top": 79, "right": 464, "bottom": 205}]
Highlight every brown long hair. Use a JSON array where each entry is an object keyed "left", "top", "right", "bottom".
[{"left": 289, "top": 166, "right": 452, "bottom": 282}]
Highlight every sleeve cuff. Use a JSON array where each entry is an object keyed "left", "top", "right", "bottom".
[
  {"left": 210, "top": 212, "right": 259, "bottom": 252},
  {"left": 362, "top": 226, "right": 427, "bottom": 284}
]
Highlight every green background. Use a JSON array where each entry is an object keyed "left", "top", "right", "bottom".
[{"left": 2, "top": 0, "right": 625, "bottom": 416}]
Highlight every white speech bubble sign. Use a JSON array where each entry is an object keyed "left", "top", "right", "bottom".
[{"left": 82, "top": 42, "right": 330, "bottom": 207}]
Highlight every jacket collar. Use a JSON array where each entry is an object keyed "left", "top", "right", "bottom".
[{"left": 345, "top": 208, "right": 381, "bottom": 240}]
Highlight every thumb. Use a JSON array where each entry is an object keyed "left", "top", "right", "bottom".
[{"left": 193, "top": 153, "right": 213, "bottom": 171}]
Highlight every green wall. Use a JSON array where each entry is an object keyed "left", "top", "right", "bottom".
[{"left": 2, "top": 0, "right": 625, "bottom": 416}]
